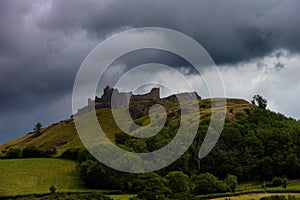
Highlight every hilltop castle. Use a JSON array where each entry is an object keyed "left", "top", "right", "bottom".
[{"left": 77, "top": 86, "right": 201, "bottom": 115}]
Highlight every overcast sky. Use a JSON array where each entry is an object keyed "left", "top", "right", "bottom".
[{"left": 0, "top": 0, "right": 300, "bottom": 143}]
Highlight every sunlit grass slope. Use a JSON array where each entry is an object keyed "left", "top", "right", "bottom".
[
  {"left": 0, "top": 158, "right": 84, "bottom": 196},
  {"left": 0, "top": 98, "right": 252, "bottom": 156}
]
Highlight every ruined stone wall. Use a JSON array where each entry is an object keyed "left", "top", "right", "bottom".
[
  {"left": 76, "top": 86, "right": 201, "bottom": 115},
  {"left": 131, "top": 88, "right": 160, "bottom": 101}
]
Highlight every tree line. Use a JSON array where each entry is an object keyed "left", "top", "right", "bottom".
[{"left": 58, "top": 106, "right": 300, "bottom": 198}]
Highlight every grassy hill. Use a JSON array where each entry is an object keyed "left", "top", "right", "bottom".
[
  {"left": 0, "top": 158, "right": 84, "bottom": 196},
  {"left": 1, "top": 97, "right": 300, "bottom": 199},
  {"left": 0, "top": 98, "right": 252, "bottom": 156}
]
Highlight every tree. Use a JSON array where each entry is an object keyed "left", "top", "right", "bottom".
[
  {"left": 133, "top": 173, "right": 170, "bottom": 200},
  {"left": 224, "top": 174, "right": 238, "bottom": 192},
  {"left": 252, "top": 95, "right": 268, "bottom": 109},
  {"left": 79, "top": 160, "right": 115, "bottom": 189},
  {"left": 33, "top": 122, "right": 42, "bottom": 136},
  {"left": 271, "top": 177, "right": 284, "bottom": 187},
  {"left": 61, "top": 148, "right": 81, "bottom": 160},
  {"left": 193, "top": 173, "right": 227, "bottom": 195},
  {"left": 166, "top": 171, "right": 190, "bottom": 193},
  {"left": 166, "top": 171, "right": 192, "bottom": 199},
  {"left": 134, "top": 173, "right": 168, "bottom": 191},
  {"left": 49, "top": 185, "right": 56, "bottom": 193},
  {"left": 114, "top": 132, "right": 130, "bottom": 145},
  {"left": 282, "top": 177, "right": 288, "bottom": 189}
]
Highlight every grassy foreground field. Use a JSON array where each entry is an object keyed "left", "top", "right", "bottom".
[
  {"left": 236, "top": 180, "right": 300, "bottom": 191},
  {"left": 213, "top": 193, "right": 300, "bottom": 200},
  {"left": 195, "top": 180, "right": 300, "bottom": 200},
  {"left": 0, "top": 158, "right": 84, "bottom": 196}
]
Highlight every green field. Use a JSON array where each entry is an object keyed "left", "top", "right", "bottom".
[
  {"left": 236, "top": 180, "right": 300, "bottom": 191},
  {"left": 110, "top": 194, "right": 135, "bottom": 200},
  {"left": 0, "top": 158, "right": 85, "bottom": 196},
  {"left": 197, "top": 180, "right": 300, "bottom": 200},
  {"left": 213, "top": 193, "right": 300, "bottom": 200},
  {"left": 1, "top": 158, "right": 300, "bottom": 200}
]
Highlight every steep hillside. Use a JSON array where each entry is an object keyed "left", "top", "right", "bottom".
[{"left": 0, "top": 98, "right": 252, "bottom": 156}]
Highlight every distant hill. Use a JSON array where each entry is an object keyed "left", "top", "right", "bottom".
[{"left": 0, "top": 97, "right": 252, "bottom": 156}]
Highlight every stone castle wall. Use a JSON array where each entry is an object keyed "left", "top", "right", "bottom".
[
  {"left": 77, "top": 86, "right": 161, "bottom": 115},
  {"left": 76, "top": 86, "right": 200, "bottom": 115}
]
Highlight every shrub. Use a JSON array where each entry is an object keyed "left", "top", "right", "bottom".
[
  {"left": 49, "top": 185, "right": 56, "bottom": 193},
  {"left": 166, "top": 171, "right": 190, "bottom": 193},
  {"left": 193, "top": 173, "right": 228, "bottom": 195},
  {"left": 61, "top": 148, "right": 81, "bottom": 160},
  {"left": 77, "top": 148, "right": 94, "bottom": 163},
  {"left": 45, "top": 147, "right": 57, "bottom": 157},
  {"left": 6, "top": 148, "right": 22, "bottom": 158},
  {"left": 264, "top": 177, "right": 287, "bottom": 188},
  {"left": 79, "top": 160, "right": 115, "bottom": 189},
  {"left": 114, "top": 133, "right": 130, "bottom": 145},
  {"left": 22, "top": 145, "right": 46, "bottom": 158},
  {"left": 272, "top": 177, "right": 284, "bottom": 187},
  {"left": 224, "top": 174, "right": 238, "bottom": 192}
]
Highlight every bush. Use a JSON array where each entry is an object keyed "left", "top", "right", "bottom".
[
  {"left": 79, "top": 160, "right": 115, "bottom": 189},
  {"left": 264, "top": 177, "right": 287, "bottom": 188},
  {"left": 49, "top": 185, "right": 56, "bottom": 193},
  {"left": 114, "top": 132, "right": 131, "bottom": 145},
  {"left": 224, "top": 174, "right": 238, "bottom": 192},
  {"left": 166, "top": 171, "right": 190, "bottom": 193},
  {"left": 6, "top": 148, "right": 22, "bottom": 158},
  {"left": 45, "top": 147, "right": 57, "bottom": 157},
  {"left": 193, "top": 173, "right": 228, "bottom": 195},
  {"left": 22, "top": 145, "right": 46, "bottom": 158},
  {"left": 272, "top": 177, "right": 284, "bottom": 187},
  {"left": 61, "top": 148, "right": 81, "bottom": 160},
  {"left": 137, "top": 190, "right": 167, "bottom": 200}
]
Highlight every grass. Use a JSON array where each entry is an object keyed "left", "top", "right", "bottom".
[
  {"left": 0, "top": 158, "right": 300, "bottom": 199},
  {"left": 0, "top": 158, "right": 85, "bottom": 196},
  {"left": 198, "top": 180, "right": 300, "bottom": 200},
  {"left": 0, "top": 192, "right": 115, "bottom": 200},
  {"left": 110, "top": 194, "right": 135, "bottom": 200},
  {"left": 0, "top": 97, "right": 254, "bottom": 157},
  {"left": 213, "top": 193, "right": 300, "bottom": 200},
  {"left": 0, "top": 118, "right": 83, "bottom": 156},
  {"left": 236, "top": 180, "right": 300, "bottom": 192}
]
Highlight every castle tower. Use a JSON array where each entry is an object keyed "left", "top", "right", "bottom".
[{"left": 150, "top": 88, "right": 160, "bottom": 99}]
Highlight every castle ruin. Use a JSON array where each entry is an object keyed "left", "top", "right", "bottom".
[{"left": 77, "top": 86, "right": 201, "bottom": 115}]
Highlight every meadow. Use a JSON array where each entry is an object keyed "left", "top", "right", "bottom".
[{"left": 0, "top": 158, "right": 84, "bottom": 196}]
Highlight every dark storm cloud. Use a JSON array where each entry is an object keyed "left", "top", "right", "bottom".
[
  {"left": 0, "top": 0, "right": 300, "bottom": 142},
  {"left": 39, "top": 0, "right": 300, "bottom": 64},
  {"left": 0, "top": 0, "right": 98, "bottom": 141}
]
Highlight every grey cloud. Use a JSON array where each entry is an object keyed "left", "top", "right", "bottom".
[
  {"left": 38, "top": 0, "right": 300, "bottom": 64},
  {"left": 275, "top": 62, "right": 284, "bottom": 71},
  {"left": 0, "top": 0, "right": 98, "bottom": 141}
]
